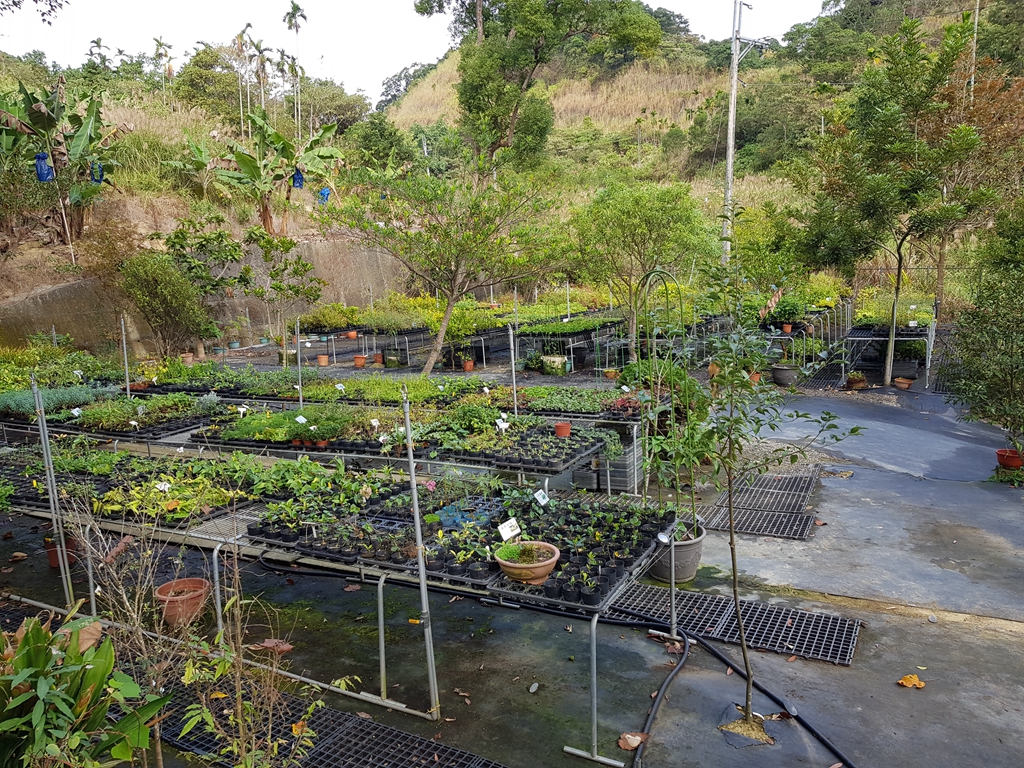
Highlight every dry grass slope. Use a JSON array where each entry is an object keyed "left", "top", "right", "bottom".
[{"left": 389, "top": 53, "right": 462, "bottom": 130}]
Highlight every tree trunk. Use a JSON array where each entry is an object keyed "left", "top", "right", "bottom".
[
  {"left": 883, "top": 244, "right": 906, "bottom": 386},
  {"left": 282, "top": 185, "right": 292, "bottom": 236},
  {"left": 476, "top": 0, "right": 484, "bottom": 44},
  {"left": 935, "top": 232, "right": 948, "bottom": 324},
  {"left": 422, "top": 292, "right": 458, "bottom": 375},
  {"left": 627, "top": 307, "right": 638, "bottom": 362},
  {"left": 259, "top": 194, "right": 275, "bottom": 234},
  {"left": 725, "top": 411, "right": 755, "bottom": 723}
]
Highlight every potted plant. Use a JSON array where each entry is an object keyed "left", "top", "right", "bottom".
[
  {"left": 554, "top": 422, "right": 571, "bottom": 437},
  {"left": 845, "top": 370, "right": 868, "bottom": 390},
  {"left": 462, "top": 358, "right": 475, "bottom": 372},
  {"left": 893, "top": 377, "right": 913, "bottom": 390},
  {"left": 317, "top": 354, "right": 330, "bottom": 367},
  {"left": 493, "top": 541, "right": 560, "bottom": 584},
  {"left": 770, "top": 344, "right": 801, "bottom": 387},
  {"left": 354, "top": 354, "right": 367, "bottom": 368},
  {"left": 649, "top": 520, "right": 706, "bottom": 583},
  {"left": 769, "top": 295, "right": 804, "bottom": 334},
  {"left": 43, "top": 536, "right": 78, "bottom": 568},
  {"left": 155, "top": 577, "right": 211, "bottom": 626}
]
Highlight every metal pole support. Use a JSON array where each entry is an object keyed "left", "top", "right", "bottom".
[
  {"left": 563, "top": 613, "right": 625, "bottom": 768},
  {"left": 508, "top": 325, "right": 519, "bottom": 417},
  {"left": 121, "top": 314, "right": 132, "bottom": 399}
]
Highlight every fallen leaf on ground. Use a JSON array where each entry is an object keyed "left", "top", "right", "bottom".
[
  {"left": 897, "top": 674, "right": 925, "bottom": 689},
  {"left": 478, "top": 664, "right": 484, "bottom": 670},
  {"left": 8, "top": 553, "right": 26, "bottom": 562},
  {"left": 665, "top": 641, "right": 685, "bottom": 655},
  {"left": 291, "top": 721, "right": 307, "bottom": 736},
  {"left": 285, "top": 578, "right": 295, "bottom": 585},
  {"left": 444, "top": 717, "right": 456, "bottom": 722},
  {"left": 617, "top": 732, "right": 648, "bottom": 751},
  {"left": 916, "top": 666, "right": 927, "bottom": 670},
  {"left": 787, "top": 655, "right": 797, "bottom": 662},
  {"left": 829, "top": 763, "right": 844, "bottom": 768},
  {"left": 343, "top": 584, "right": 361, "bottom": 592},
  {"left": 0, "top": 567, "right": 12, "bottom": 573},
  {"left": 1, "top": 532, "right": 12, "bottom": 540},
  {"left": 464, "top": 698, "right": 471, "bottom": 705},
  {"left": 253, "top": 638, "right": 293, "bottom": 655},
  {"left": 356, "top": 712, "right": 373, "bottom": 719},
  {"left": 209, "top": 691, "right": 228, "bottom": 699},
  {"left": 448, "top": 595, "right": 463, "bottom": 603},
  {"left": 814, "top": 519, "right": 827, "bottom": 526},
  {"left": 564, "top": 624, "right": 573, "bottom": 633},
  {"left": 786, "top": 619, "right": 792, "bottom": 626},
  {"left": 726, "top": 668, "right": 733, "bottom": 675},
  {"left": 650, "top": 691, "right": 657, "bottom": 699}
]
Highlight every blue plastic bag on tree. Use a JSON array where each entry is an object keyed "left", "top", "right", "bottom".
[
  {"left": 292, "top": 168, "right": 304, "bottom": 188},
  {"left": 90, "top": 162, "right": 104, "bottom": 184},
  {"left": 317, "top": 187, "right": 330, "bottom": 205},
  {"left": 34, "top": 152, "right": 54, "bottom": 182}
]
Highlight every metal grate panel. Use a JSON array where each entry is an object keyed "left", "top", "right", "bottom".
[
  {"left": 721, "top": 468, "right": 819, "bottom": 514},
  {"left": 607, "top": 582, "right": 861, "bottom": 666},
  {"left": 802, "top": 362, "right": 845, "bottom": 390},
  {"left": 702, "top": 507, "right": 814, "bottom": 540},
  {"left": 187, "top": 509, "right": 260, "bottom": 543}
]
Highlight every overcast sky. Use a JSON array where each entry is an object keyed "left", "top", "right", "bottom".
[{"left": 0, "top": 1, "right": 824, "bottom": 103}]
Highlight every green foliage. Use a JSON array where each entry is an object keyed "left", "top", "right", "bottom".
[
  {"left": 242, "top": 227, "right": 326, "bottom": 342},
  {"left": 171, "top": 46, "right": 239, "bottom": 123},
  {"left": 346, "top": 111, "right": 415, "bottom": 169},
  {"left": 978, "top": 0, "right": 1024, "bottom": 76},
  {"left": 299, "top": 303, "right": 360, "bottom": 332},
  {"left": 942, "top": 232, "right": 1024, "bottom": 447},
  {"left": 74, "top": 392, "right": 222, "bottom": 431},
  {"left": 0, "top": 608, "right": 170, "bottom": 766},
  {"left": 0, "top": 384, "right": 105, "bottom": 418},
  {"left": 119, "top": 251, "right": 216, "bottom": 356}
]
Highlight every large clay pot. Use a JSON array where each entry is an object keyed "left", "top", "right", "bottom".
[
  {"left": 317, "top": 354, "right": 330, "bottom": 367},
  {"left": 495, "top": 542, "right": 560, "bottom": 585},
  {"left": 346, "top": 330, "right": 358, "bottom": 339},
  {"left": 462, "top": 359, "right": 474, "bottom": 372},
  {"left": 771, "top": 364, "right": 800, "bottom": 387},
  {"left": 155, "top": 578, "right": 211, "bottom": 627},
  {"left": 354, "top": 354, "right": 367, "bottom": 368},
  {"left": 554, "top": 422, "right": 571, "bottom": 437},
  {"left": 996, "top": 449, "right": 1023, "bottom": 470},
  {"left": 180, "top": 352, "right": 194, "bottom": 366},
  {"left": 893, "top": 377, "right": 913, "bottom": 390}
]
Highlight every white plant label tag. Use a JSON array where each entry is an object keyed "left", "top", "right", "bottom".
[
  {"left": 483, "top": 387, "right": 490, "bottom": 394},
  {"left": 295, "top": 415, "right": 308, "bottom": 424},
  {"left": 238, "top": 405, "right": 248, "bottom": 416},
  {"left": 533, "top": 489, "right": 550, "bottom": 506},
  {"left": 370, "top": 419, "right": 380, "bottom": 428},
  {"left": 72, "top": 370, "right": 83, "bottom": 378},
  {"left": 620, "top": 385, "right": 631, "bottom": 393},
  {"left": 155, "top": 482, "right": 171, "bottom": 492},
  {"left": 70, "top": 408, "right": 82, "bottom": 417},
  {"left": 293, "top": 385, "right": 301, "bottom": 390},
  {"left": 335, "top": 383, "right": 345, "bottom": 391},
  {"left": 498, "top": 517, "right": 521, "bottom": 542},
  {"left": 309, "top": 425, "right": 318, "bottom": 432},
  {"left": 562, "top": 318, "right": 569, "bottom": 323},
  {"left": 305, "top": 342, "right": 312, "bottom": 348},
  {"left": 137, "top": 405, "right": 146, "bottom": 415},
  {"left": 176, "top": 446, "right": 185, "bottom": 453}
]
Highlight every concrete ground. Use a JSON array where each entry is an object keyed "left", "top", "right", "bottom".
[{"left": 2, "top": 391, "right": 1023, "bottom": 768}]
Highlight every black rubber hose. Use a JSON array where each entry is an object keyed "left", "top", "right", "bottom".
[
  {"left": 610, "top": 604, "right": 859, "bottom": 768},
  {"left": 255, "top": 557, "right": 857, "bottom": 768},
  {"left": 632, "top": 631, "right": 690, "bottom": 767}
]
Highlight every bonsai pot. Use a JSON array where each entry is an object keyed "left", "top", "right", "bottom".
[
  {"left": 893, "top": 377, "right": 913, "bottom": 390},
  {"left": 495, "top": 541, "right": 560, "bottom": 585},
  {"left": 228, "top": 341, "right": 241, "bottom": 350},
  {"left": 462, "top": 359, "right": 475, "bottom": 372},
  {"left": 996, "top": 449, "right": 1023, "bottom": 470},
  {"left": 354, "top": 354, "right": 367, "bottom": 368},
  {"left": 317, "top": 354, "right": 330, "bottom": 367},
  {"left": 346, "top": 330, "right": 358, "bottom": 339},
  {"left": 43, "top": 537, "right": 77, "bottom": 568},
  {"left": 648, "top": 525, "right": 706, "bottom": 584},
  {"left": 771, "top": 364, "right": 800, "bottom": 387},
  {"left": 374, "top": 352, "right": 385, "bottom": 365},
  {"left": 155, "top": 578, "right": 211, "bottom": 627},
  {"left": 781, "top": 323, "right": 793, "bottom": 334},
  {"left": 554, "top": 422, "right": 572, "bottom": 438},
  {"left": 180, "top": 352, "right": 194, "bottom": 366},
  {"left": 211, "top": 346, "right": 226, "bottom": 355}
]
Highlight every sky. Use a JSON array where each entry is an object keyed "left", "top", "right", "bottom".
[{"left": 0, "top": 1, "right": 825, "bottom": 104}]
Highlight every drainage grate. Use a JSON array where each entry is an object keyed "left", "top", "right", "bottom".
[
  {"left": 702, "top": 507, "right": 815, "bottom": 540},
  {"left": 608, "top": 582, "right": 861, "bottom": 666},
  {"left": 801, "top": 362, "right": 845, "bottom": 390},
  {"left": 720, "top": 468, "right": 819, "bottom": 514}
]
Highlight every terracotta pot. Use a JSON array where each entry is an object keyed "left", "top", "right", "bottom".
[
  {"left": 43, "top": 538, "right": 77, "bottom": 568},
  {"left": 317, "top": 354, "right": 330, "bottom": 367},
  {"left": 495, "top": 541, "right": 560, "bottom": 585},
  {"left": 374, "top": 352, "right": 385, "bottom": 365},
  {"left": 315, "top": 439, "right": 329, "bottom": 449},
  {"left": 462, "top": 359, "right": 475, "bottom": 372},
  {"left": 893, "top": 377, "right": 913, "bottom": 390},
  {"left": 996, "top": 449, "right": 1023, "bottom": 470},
  {"left": 354, "top": 354, "right": 367, "bottom": 368},
  {"left": 708, "top": 362, "right": 720, "bottom": 378},
  {"left": 748, "top": 371, "right": 762, "bottom": 384},
  {"left": 846, "top": 379, "right": 867, "bottom": 390},
  {"left": 781, "top": 323, "right": 793, "bottom": 334},
  {"left": 346, "top": 330, "right": 358, "bottom": 339},
  {"left": 291, "top": 438, "right": 302, "bottom": 446},
  {"left": 554, "top": 422, "right": 571, "bottom": 437},
  {"left": 604, "top": 369, "right": 619, "bottom": 380},
  {"left": 180, "top": 352, "right": 194, "bottom": 366},
  {"left": 155, "top": 578, "right": 211, "bottom": 627}
]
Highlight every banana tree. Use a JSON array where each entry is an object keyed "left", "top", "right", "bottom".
[
  {"left": 162, "top": 131, "right": 237, "bottom": 201},
  {"left": 225, "top": 107, "right": 341, "bottom": 235},
  {"left": 0, "top": 78, "right": 129, "bottom": 252}
]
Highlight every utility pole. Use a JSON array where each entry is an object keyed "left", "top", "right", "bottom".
[{"left": 969, "top": 0, "right": 981, "bottom": 101}]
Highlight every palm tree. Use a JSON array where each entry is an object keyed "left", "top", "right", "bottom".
[
  {"left": 232, "top": 23, "right": 252, "bottom": 135},
  {"left": 248, "top": 38, "right": 272, "bottom": 110},
  {"left": 283, "top": 2, "right": 306, "bottom": 140},
  {"left": 153, "top": 37, "right": 172, "bottom": 106}
]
